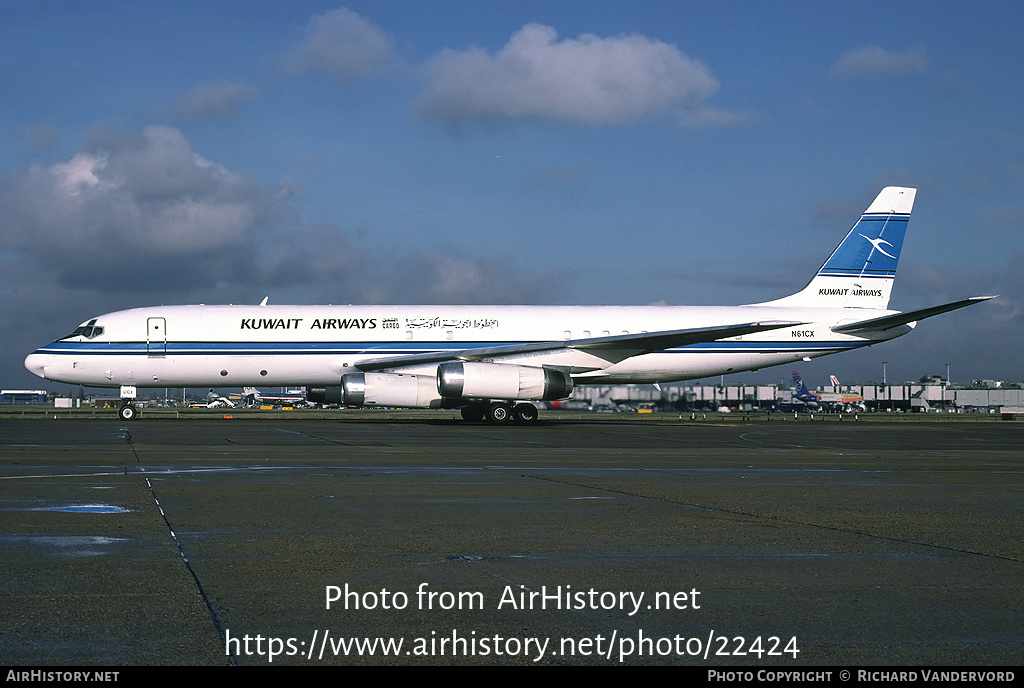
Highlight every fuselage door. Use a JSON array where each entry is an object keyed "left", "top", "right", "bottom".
[{"left": 147, "top": 317, "right": 167, "bottom": 357}]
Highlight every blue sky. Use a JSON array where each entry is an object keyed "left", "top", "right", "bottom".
[{"left": 3, "top": 1, "right": 1022, "bottom": 390}]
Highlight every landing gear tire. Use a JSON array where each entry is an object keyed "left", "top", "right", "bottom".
[
  {"left": 513, "top": 403, "right": 539, "bottom": 424},
  {"left": 486, "top": 401, "right": 512, "bottom": 425},
  {"left": 461, "top": 405, "right": 485, "bottom": 422},
  {"left": 118, "top": 404, "right": 139, "bottom": 421}
]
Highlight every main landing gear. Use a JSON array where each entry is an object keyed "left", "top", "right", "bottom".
[{"left": 461, "top": 401, "right": 539, "bottom": 425}]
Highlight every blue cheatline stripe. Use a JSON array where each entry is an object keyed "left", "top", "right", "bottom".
[
  {"left": 816, "top": 270, "right": 897, "bottom": 277},
  {"left": 35, "top": 339, "right": 866, "bottom": 357},
  {"left": 37, "top": 340, "right": 512, "bottom": 355}
]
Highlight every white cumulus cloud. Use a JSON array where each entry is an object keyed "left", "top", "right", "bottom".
[
  {"left": 415, "top": 23, "right": 725, "bottom": 127},
  {"left": 0, "top": 124, "right": 558, "bottom": 307},
  {"left": 279, "top": 6, "right": 397, "bottom": 80},
  {"left": 830, "top": 45, "right": 927, "bottom": 79},
  {"left": 173, "top": 82, "right": 258, "bottom": 119},
  {"left": 0, "top": 125, "right": 283, "bottom": 289}
]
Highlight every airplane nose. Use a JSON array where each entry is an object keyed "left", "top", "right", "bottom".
[{"left": 24, "top": 353, "right": 50, "bottom": 380}]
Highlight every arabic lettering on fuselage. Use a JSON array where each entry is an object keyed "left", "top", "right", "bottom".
[{"left": 404, "top": 317, "right": 499, "bottom": 329}]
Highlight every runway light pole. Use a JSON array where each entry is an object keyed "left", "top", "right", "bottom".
[{"left": 883, "top": 362, "right": 889, "bottom": 412}]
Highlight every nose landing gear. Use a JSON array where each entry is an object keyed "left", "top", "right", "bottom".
[{"left": 118, "top": 385, "right": 140, "bottom": 421}]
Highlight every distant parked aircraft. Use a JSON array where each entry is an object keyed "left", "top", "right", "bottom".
[
  {"left": 791, "top": 371, "right": 866, "bottom": 411},
  {"left": 242, "top": 387, "right": 308, "bottom": 408}
]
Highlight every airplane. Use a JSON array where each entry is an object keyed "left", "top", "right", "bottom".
[
  {"left": 242, "top": 386, "right": 308, "bottom": 408},
  {"left": 790, "top": 370, "right": 866, "bottom": 411},
  {"left": 823, "top": 373, "right": 867, "bottom": 411},
  {"left": 24, "top": 186, "right": 994, "bottom": 423},
  {"left": 789, "top": 370, "right": 822, "bottom": 408},
  {"left": 199, "top": 389, "right": 236, "bottom": 409}
]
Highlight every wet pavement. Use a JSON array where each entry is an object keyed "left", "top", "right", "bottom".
[{"left": 1, "top": 415, "right": 1021, "bottom": 665}]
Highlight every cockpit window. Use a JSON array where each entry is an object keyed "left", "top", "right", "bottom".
[{"left": 62, "top": 319, "right": 104, "bottom": 340}]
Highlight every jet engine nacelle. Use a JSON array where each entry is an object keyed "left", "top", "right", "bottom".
[
  {"left": 307, "top": 372, "right": 442, "bottom": 408},
  {"left": 437, "top": 361, "right": 573, "bottom": 401}
]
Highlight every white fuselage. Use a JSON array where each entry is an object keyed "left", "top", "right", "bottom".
[{"left": 24, "top": 303, "right": 908, "bottom": 389}]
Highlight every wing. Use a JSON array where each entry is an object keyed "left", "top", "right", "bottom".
[
  {"left": 353, "top": 320, "right": 803, "bottom": 373},
  {"left": 830, "top": 296, "right": 995, "bottom": 334}
]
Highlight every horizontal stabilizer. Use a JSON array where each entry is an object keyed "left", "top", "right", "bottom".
[
  {"left": 831, "top": 296, "right": 996, "bottom": 334},
  {"left": 354, "top": 320, "right": 803, "bottom": 372}
]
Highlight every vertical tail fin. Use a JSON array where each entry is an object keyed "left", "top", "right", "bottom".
[
  {"left": 791, "top": 370, "right": 819, "bottom": 402},
  {"left": 763, "top": 187, "right": 916, "bottom": 309}
]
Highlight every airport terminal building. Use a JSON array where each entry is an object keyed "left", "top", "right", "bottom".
[
  {"left": 570, "top": 379, "right": 1024, "bottom": 413},
  {"left": 0, "top": 390, "right": 48, "bottom": 405}
]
